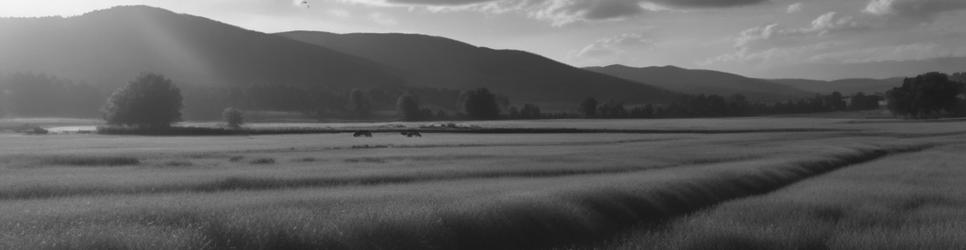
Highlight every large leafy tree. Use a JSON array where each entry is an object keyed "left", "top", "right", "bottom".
[
  {"left": 462, "top": 88, "right": 501, "bottom": 120},
  {"left": 886, "top": 72, "right": 963, "bottom": 119},
  {"left": 396, "top": 94, "right": 421, "bottom": 121},
  {"left": 222, "top": 107, "right": 244, "bottom": 129},
  {"left": 102, "top": 73, "right": 183, "bottom": 128}
]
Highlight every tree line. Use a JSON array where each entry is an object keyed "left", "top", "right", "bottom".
[
  {"left": 0, "top": 73, "right": 103, "bottom": 117},
  {"left": 95, "top": 73, "right": 515, "bottom": 128},
  {"left": 6, "top": 71, "right": 965, "bottom": 126},
  {"left": 576, "top": 91, "right": 882, "bottom": 119}
]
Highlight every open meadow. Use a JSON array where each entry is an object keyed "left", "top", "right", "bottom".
[{"left": 0, "top": 117, "right": 964, "bottom": 249}]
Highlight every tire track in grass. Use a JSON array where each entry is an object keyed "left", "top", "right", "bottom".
[
  {"left": 169, "top": 144, "right": 936, "bottom": 250},
  {"left": 0, "top": 144, "right": 929, "bottom": 203},
  {"left": 540, "top": 144, "right": 937, "bottom": 250}
]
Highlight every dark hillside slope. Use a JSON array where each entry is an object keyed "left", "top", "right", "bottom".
[
  {"left": 770, "top": 78, "right": 903, "bottom": 95},
  {"left": 0, "top": 6, "right": 402, "bottom": 90},
  {"left": 586, "top": 64, "right": 812, "bottom": 102},
  {"left": 279, "top": 31, "right": 676, "bottom": 106}
]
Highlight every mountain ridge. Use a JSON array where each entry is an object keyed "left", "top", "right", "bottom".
[
  {"left": 0, "top": 5, "right": 404, "bottom": 90},
  {"left": 278, "top": 31, "right": 677, "bottom": 108},
  {"left": 584, "top": 64, "right": 812, "bottom": 102},
  {"left": 768, "top": 78, "right": 904, "bottom": 95}
]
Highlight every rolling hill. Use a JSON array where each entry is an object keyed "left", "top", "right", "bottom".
[
  {"left": 584, "top": 64, "right": 812, "bottom": 102},
  {"left": 0, "top": 6, "right": 403, "bottom": 90},
  {"left": 769, "top": 78, "right": 903, "bottom": 95},
  {"left": 278, "top": 31, "right": 675, "bottom": 108}
]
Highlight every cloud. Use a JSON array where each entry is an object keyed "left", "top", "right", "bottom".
[
  {"left": 368, "top": 12, "right": 398, "bottom": 25},
  {"left": 786, "top": 2, "right": 802, "bottom": 13},
  {"left": 327, "top": 9, "right": 353, "bottom": 18},
  {"left": 706, "top": 11, "right": 875, "bottom": 67},
  {"left": 804, "top": 12, "right": 866, "bottom": 35},
  {"left": 528, "top": 0, "right": 651, "bottom": 25},
  {"left": 704, "top": 2, "right": 966, "bottom": 70},
  {"left": 699, "top": 42, "right": 841, "bottom": 66},
  {"left": 338, "top": 0, "right": 771, "bottom": 25},
  {"left": 647, "top": 0, "right": 769, "bottom": 8},
  {"left": 378, "top": 0, "right": 767, "bottom": 8},
  {"left": 572, "top": 32, "right": 657, "bottom": 64},
  {"left": 807, "top": 42, "right": 964, "bottom": 63},
  {"left": 734, "top": 12, "right": 867, "bottom": 49},
  {"left": 863, "top": 0, "right": 966, "bottom": 23}
]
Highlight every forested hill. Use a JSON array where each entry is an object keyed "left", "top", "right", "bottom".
[
  {"left": 279, "top": 31, "right": 676, "bottom": 107},
  {"left": 0, "top": 6, "right": 403, "bottom": 90},
  {"left": 585, "top": 65, "right": 812, "bottom": 102},
  {"left": 769, "top": 78, "right": 904, "bottom": 95}
]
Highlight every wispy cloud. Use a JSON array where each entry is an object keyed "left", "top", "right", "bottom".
[
  {"left": 863, "top": 0, "right": 966, "bottom": 23},
  {"left": 570, "top": 32, "right": 658, "bottom": 65},
  {"left": 336, "top": 0, "right": 770, "bottom": 25},
  {"left": 368, "top": 12, "right": 398, "bottom": 25},
  {"left": 786, "top": 2, "right": 802, "bottom": 13}
]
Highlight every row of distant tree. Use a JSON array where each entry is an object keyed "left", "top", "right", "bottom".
[
  {"left": 94, "top": 73, "right": 511, "bottom": 128},
  {"left": 0, "top": 72, "right": 478, "bottom": 120},
  {"left": 3, "top": 71, "right": 965, "bottom": 125},
  {"left": 574, "top": 91, "right": 882, "bottom": 119}
]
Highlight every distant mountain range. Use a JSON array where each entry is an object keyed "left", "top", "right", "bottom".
[
  {"left": 0, "top": 5, "right": 920, "bottom": 115},
  {"left": 585, "top": 64, "right": 905, "bottom": 98},
  {"left": 584, "top": 65, "right": 812, "bottom": 102},
  {"left": 278, "top": 31, "right": 675, "bottom": 106},
  {"left": 769, "top": 78, "right": 903, "bottom": 95},
  {"left": 750, "top": 57, "right": 966, "bottom": 81}
]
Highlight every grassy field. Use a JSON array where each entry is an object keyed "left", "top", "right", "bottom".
[
  {"left": 608, "top": 141, "right": 966, "bottom": 250},
  {"left": 0, "top": 117, "right": 964, "bottom": 249}
]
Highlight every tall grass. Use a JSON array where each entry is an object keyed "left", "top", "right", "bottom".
[
  {"left": 0, "top": 145, "right": 928, "bottom": 249},
  {"left": 609, "top": 144, "right": 964, "bottom": 250},
  {"left": 0, "top": 156, "right": 738, "bottom": 200}
]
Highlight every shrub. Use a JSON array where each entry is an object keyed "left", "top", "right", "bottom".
[
  {"left": 102, "top": 73, "right": 183, "bottom": 128},
  {"left": 222, "top": 107, "right": 244, "bottom": 129},
  {"left": 347, "top": 89, "right": 371, "bottom": 118},
  {"left": 520, "top": 104, "right": 542, "bottom": 119},
  {"left": 397, "top": 95, "right": 421, "bottom": 121},
  {"left": 462, "top": 88, "right": 501, "bottom": 120},
  {"left": 580, "top": 98, "right": 598, "bottom": 117}
]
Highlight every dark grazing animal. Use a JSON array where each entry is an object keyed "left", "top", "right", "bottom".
[
  {"left": 353, "top": 131, "right": 373, "bottom": 137},
  {"left": 401, "top": 131, "right": 422, "bottom": 137},
  {"left": 23, "top": 126, "right": 49, "bottom": 135}
]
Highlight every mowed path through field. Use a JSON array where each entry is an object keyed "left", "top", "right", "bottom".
[{"left": 0, "top": 118, "right": 965, "bottom": 249}]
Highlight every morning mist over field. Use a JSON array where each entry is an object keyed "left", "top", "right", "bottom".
[{"left": 1, "top": 0, "right": 966, "bottom": 249}]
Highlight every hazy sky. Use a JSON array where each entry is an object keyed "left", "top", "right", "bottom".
[{"left": 2, "top": 0, "right": 965, "bottom": 80}]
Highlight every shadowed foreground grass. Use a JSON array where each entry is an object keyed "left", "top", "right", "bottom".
[
  {"left": 610, "top": 144, "right": 966, "bottom": 250},
  {"left": 0, "top": 144, "right": 928, "bottom": 250}
]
